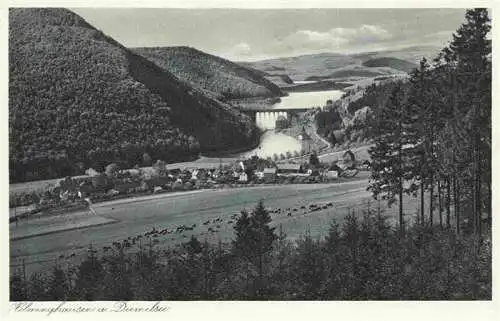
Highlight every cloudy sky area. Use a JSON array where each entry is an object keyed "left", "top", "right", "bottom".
[{"left": 72, "top": 8, "right": 467, "bottom": 61}]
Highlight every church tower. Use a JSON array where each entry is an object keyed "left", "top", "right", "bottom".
[{"left": 298, "top": 126, "right": 312, "bottom": 154}]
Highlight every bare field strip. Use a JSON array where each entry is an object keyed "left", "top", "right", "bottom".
[{"left": 10, "top": 210, "right": 117, "bottom": 241}]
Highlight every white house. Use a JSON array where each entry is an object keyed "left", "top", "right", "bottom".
[
  {"left": 107, "top": 189, "right": 120, "bottom": 196},
  {"left": 324, "top": 170, "right": 339, "bottom": 179},
  {"left": 238, "top": 172, "right": 249, "bottom": 182},
  {"left": 191, "top": 169, "right": 199, "bottom": 180}
]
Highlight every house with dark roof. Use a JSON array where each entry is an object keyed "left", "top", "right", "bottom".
[
  {"left": 277, "top": 163, "right": 303, "bottom": 174},
  {"left": 263, "top": 167, "right": 277, "bottom": 179}
]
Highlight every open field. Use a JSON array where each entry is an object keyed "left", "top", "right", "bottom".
[
  {"left": 10, "top": 210, "right": 117, "bottom": 241},
  {"left": 318, "top": 144, "right": 372, "bottom": 163},
  {"left": 10, "top": 176, "right": 85, "bottom": 196},
  {"left": 10, "top": 172, "right": 428, "bottom": 276}
]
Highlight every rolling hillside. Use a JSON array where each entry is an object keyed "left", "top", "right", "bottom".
[
  {"left": 133, "top": 46, "right": 284, "bottom": 100},
  {"left": 361, "top": 57, "right": 417, "bottom": 73},
  {"left": 351, "top": 45, "right": 442, "bottom": 65},
  {"left": 239, "top": 52, "right": 357, "bottom": 81},
  {"left": 9, "top": 8, "right": 257, "bottom": 182},
  {"left": 242, "top": 46, "right": 437, "bottom": 82}
]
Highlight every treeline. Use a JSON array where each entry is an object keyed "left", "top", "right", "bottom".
[
  {"left": 315, "top": 80, "right": 400, "bottom": 146},
  {"left": 9, "top": 8, "right": 256, "bottom": 183},
  {"left": 346, "top": 81, "right": 401, "bottom": 115},
  {"left": 315, "top": 109, "right": 343, "bottom": 145},
  {"left": 11, "top": 201, "right": 491, "bottom": 300},
  {"left": 368, "top": 9, "right": 491, "bottom": 236}
]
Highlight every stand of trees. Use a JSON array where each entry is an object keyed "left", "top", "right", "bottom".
[
  {"left": 315, "top": 108, "right": 342, "bottom": 142},
  {"left": 133, "top": 46, "right": 284, "bottom": 100},
  {"left": 368, "top": 9, "right": 491, "bottom": 236},
  {"left": 9, "top": 8, "right": 257, "bottom": 183}
]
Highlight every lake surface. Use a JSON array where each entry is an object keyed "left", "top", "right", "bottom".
[
  {"left": 273, "top": 90, "right": 344, "bottom": 110},
  {"left": 240, "top": 131, "right": 302, "bottom": 159},
  {"left": 292, "top": 80, "right": 316, "bottom": 84},
  {"left": 240, "top": 89, "right": 344, "bottom": 158}
]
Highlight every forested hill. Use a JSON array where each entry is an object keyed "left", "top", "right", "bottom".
[
  {"left": 9, "top": 8, "right": 257, "bottom": 182},
  {"left": 361, "top": 57, "right": 417, "bottom": 73},
  {"left": 133, "top": 46, "right": 284, "bottom": 100}
]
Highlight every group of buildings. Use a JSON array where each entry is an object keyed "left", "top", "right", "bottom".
[{"left": 52, "top": 150, "right": 359, "bottom": 205}]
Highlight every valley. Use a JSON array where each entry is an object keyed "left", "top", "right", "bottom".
[{"left": 7, "top": 7, "right": 492, "bottom": 303}]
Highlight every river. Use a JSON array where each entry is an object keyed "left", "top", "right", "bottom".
[{"left": 239, "top": 89, "right": 344, "bottom": 158}]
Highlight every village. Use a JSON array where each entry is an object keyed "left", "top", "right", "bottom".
[{"left": 11, "top": 148, "right": 363, "bottom": 219}]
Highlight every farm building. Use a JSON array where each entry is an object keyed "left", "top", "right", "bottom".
[
  {"left": 307, "top": 168, "right": 321, "bottom": 177},
  {"left": 238, "top": 172, "right": 249, "bottom": 182},
  {"left": 263, "top": 167, "right": 277, "bottom": 179},
  {"left": 277, "top": 163, "right": 303, "bottom": 174},
  {"left": 323, "top": 170, "right": 339, "bottom": 179}
]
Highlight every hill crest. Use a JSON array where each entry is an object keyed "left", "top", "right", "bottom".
[
  {"left": 133, "top": 46, "right": 284, "bottom": 100},
  {"left": 9, "top": 8, "right": 256, "bottom": 182}
]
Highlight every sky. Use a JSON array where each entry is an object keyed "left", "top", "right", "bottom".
[{"left": 72, "top": 8, "right": 467, "bottom": 61}]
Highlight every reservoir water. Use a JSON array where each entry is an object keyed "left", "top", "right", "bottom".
[{"left": 240, "top": 89, "right": 344, "bottom": 158}]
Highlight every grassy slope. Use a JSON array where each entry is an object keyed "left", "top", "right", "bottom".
[
  {"left": 133, "top": 46, "right": 284, "bottom": 100},
  {"left": 240, "top": 53, "right": 357, "bottom": 81},
  {"left": 242, "top": 46, "right": 439, "bottom": 82},
  {"left": 351, "top": 45, "right": 442, "bottom": 65},
  {"left": 362, "top": 57, "right": 418, "bottom": 73}
]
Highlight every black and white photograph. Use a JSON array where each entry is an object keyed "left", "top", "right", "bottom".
[{"left": 5, "top": 0, "right": 495, "bottom": 312}]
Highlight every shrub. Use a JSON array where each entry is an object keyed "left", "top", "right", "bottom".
[{"left": 172, "top": 181, "right": 183, "bottom": 191}]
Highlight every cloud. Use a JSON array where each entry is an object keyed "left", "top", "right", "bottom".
[
  {"left": 231, "top": 42, "right": 252, "bottom": 56},
  {"left": 273, "top": 24, "right": 392, "bottom": 54}
]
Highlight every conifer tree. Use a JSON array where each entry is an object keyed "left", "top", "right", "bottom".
[
  {"left": 232, "top": 209, "right": 252, "bottom": 258},
  {"left": 10, "top": 273, "right": 27, "bottom": 301},
  {"left": 232, "top": 200, "right": 277, "bottom": 296},
  {"left": 73, "top": 245, "right": 104, "bottom": 300},
  {"left": 368, "top": 83, "right": 408, "bottom": 234},
  {"left": 250, "top": 200, "right": 277, "bottom": 278},
  {"left": 405, "top": 58, "right": 431, "bottom": 224},
  {"left": 442, "top": 8, "right": 491, "bottom": 234},
  {"left": 47, "top": 265, "right": 68, "bottom": 300}
]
